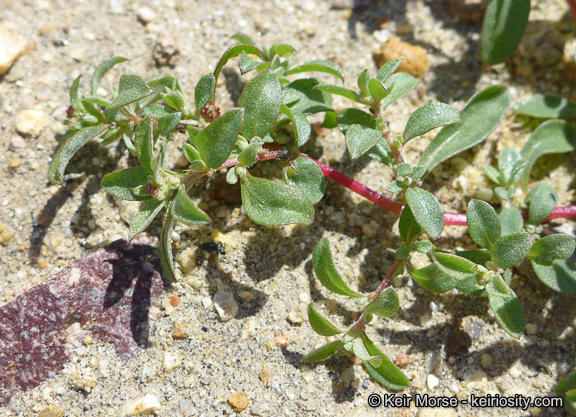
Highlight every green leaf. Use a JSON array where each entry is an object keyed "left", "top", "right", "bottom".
[
  {"left": 134, "top": 114, "right": 154, "bottom": 172},
  {"left": 307, "top": 303, "right": 344, "bottom": 336},
  {"left": 376, "top": 58, "right": 403, "bottom": 85},
  {"left": 183, "top": 143, "right": 202, "bottom": 164},
  {"left": 557, "top": 372, "right": 576, "bottom": 415},
  {"left": 498, "top": 147, "right": 524, "bottom": 186},
  {"left": 403, "top": 102, "right": 461, "bottom": 142},
  {"left": 366, "top": 139, "right": 394, "bottom": 166},
  {"left": 239, "top": 69, "right": 282, "bottom": 140},
  {"left": 368, "top": 78, "right": 391, "bottom": 102},
  {"left": 498, "top": 208, "right": 524, "bottom": 236},
  {"left": 408, "top": 264, "right": 457, "bottom": 293},
  {"left": 351, "top": 338, "right": 380, "bottom": 362},
  {"left": 357, "top": 69, "right": 370, "bottom": 97},
  {"left": 490, "top": 232, "right": 532, "bottom": 269},
  {"left": 70, "top": 74, "right": 84, "bottom": 113},
  {"left": 405, "top": 188, "right": 444, "bottom": 239},
  {"left": 336, "top": 108, "right": 375, "bottom": 135},
  {"left": 313, "top": 84, "right": 364, "bottom": 104},
  {"left": 237, "top": 145, "right": 258, "bottom": 167},
  {"left": 484, "top": 165, "right": 502, "bottom": 185},
  {"left": 455, "top": 249, "right": 492, "bottom": 266},
  {"left": 486, "top": 274, "right": 525, "bottom": 338},
  {"left": 520, "top": 120, "right": 576, "bottom": 189},
  {"left": 345, "top": 125, "right": 383, "bottom": 160},
  {"left": 280, "top": 105, "right": 311, "bottom": 147},
  {"left": 525, "top": 183, "right": 558, "bottom": 224},
  {"left": 528, "top": 235, "right": 576, "bottom": 266},
  {"left": 195, "top": 108, "right": 244, "bottom": 169},
  {"left": 466, "top": 199, "right": 501, "bottom": 249},
  {"left": 494, "top": 187, "right": 516, "bottom": 201},
  {"left": 399, "top": 205, "right": 423, "bottom": 244},
  {"left": 238, "top": 50, "right": 262, "bottom": 75},
  {"left": 432, "top": 253, "right": 477, "bottom": 280},
  {"left": 273, "top": 43, "right": 296, "bottom": 57},
  {"left": 312, "top": 239, "right": 362, "bottom": 297},
  {"left": 284, "top": 60, "right": 344, "bottom": 81},
  {"left": 158, "top": 112, "right": 181, "bottom": 137},
  {"left": 419, "top": 86, "right": 510, "bottom": 172},
  {"left": 129, "top": 199, "right": 165, "bottom": 240},
  {"left": 123, "top": 133, "right": 137, "bottom": 156},
  {"left": 106, "top": 75, "right": 154, "bottom": 111},
  {"left": 364, "top": 288, "right": 399, "bottom": 318},
  {"left": 302, "top": 340, "right": 343, "bottom": 362},
  {"left": 213, "top": 44, "right": 263, "bottom": 87},
  {"left": 240, "top": 172, "right": 315, "bottom": 226},
  {"left": 532, "top": 258, "right": 576, "bottom": 296},
  {"left": 232, "top": 33, "right": 256, "bottom": 46},
  {"left": 514, "top": 94, "right": 576, "bottom": 119},
  {"left": 360, "top": 332, "right": 409, "bottom": 390},
  {"left": 283, "top": 79, "right": 334, "bottom": 115},
  {"left": 380, "top": 72, "right": 419, "bottom": 109},
  {"left": 195, "top": 73, "right": 215, "bottom": 112},
  {"left": 101, "top": 167, "right": 151, "bottom": 201},
  {"left": 159, "top": 199, "right": 176, "bottom": 281},
  {"left": 282, "top": 156, "right": 325, "bottom": 204},
  {"left": 49, "top": 125, "right": 107, "bottom": 185},
  {"left": 90, "top": 56, "right": 128, "bottom": 96},
  {"left": 172, "top": 186, "right": 211, "bottom": 226},
  {"left": 480, "top": 0, "right": 530, "bottom": 65}
]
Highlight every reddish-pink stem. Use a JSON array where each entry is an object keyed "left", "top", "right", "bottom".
[
  {"left": 370, "top": 259, "right": 402, "bottom": 302},
  {"left": 303, "top": 155, "right": 404, "bottom": 215},
  {"left": 567, "top": 0, "right": 576, "bottom": 24},
  {"left": 303, "top": 155, "right": 576, "bottom": 226}
]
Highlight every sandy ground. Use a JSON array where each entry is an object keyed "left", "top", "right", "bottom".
[{"left": 1, "top": 0, "right": 576, "bottom": 416}]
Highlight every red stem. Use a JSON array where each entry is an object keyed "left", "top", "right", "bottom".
[
  {"left": 370, "top": 259, "right": 402, "bottom": 302},
  {"left": 567, "top": 0, "right": 576, "bottom": 24},
  {"left": 302, "top": 155, "right": 576, "bottom": 226}
]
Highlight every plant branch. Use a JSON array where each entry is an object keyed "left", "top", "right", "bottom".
[
  {"left": 383, "top": 130, "right": 404, "bottom": 164},
  {"left": 567, "top": 0, "right": 576, "bottom": 24},
  {"left": 369, "top": 258, "right": 402, "bottom": 302}
]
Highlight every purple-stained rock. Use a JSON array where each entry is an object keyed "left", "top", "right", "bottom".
[{"left": 0, "top": 239, "right": 164, "bottom": 406}]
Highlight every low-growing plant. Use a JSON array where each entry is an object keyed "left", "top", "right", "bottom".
[{"left": 50, "top": 35, "right": 576, "bottom": 392}]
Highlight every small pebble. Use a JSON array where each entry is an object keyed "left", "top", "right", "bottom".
[
  {"left": 137, "top": 6, "right": 157, "bottom": 23},
  {"left": 9, "top": 136, "right": 26, "bottom": 152},
  {"left": 201, "top": 296, "right": 212, "bottom": 309},
  {"left": 395, "top": 354, "right": 412, "bottom": 366},
  {"left": 0, "top": 26, "right": 25, "bottom": 75},
  {"left": 172, "top": 320, "right": 191, "bottom": 339},
  {"left": 0, "top": 225, "right": 16, "bottom": 246},
  {"left": 163, "top": 351, "right": 181, "bottom": 372},
  {"left": 250, "top": 401, "right": 271, "bottom": 416},
  {"left": 214, "top": 285, "right": 238, "bottom": 321},
  {"left": 427, "top": 374, "right": 440, "bottom": 389},
  {"left": 118, "top": 394, "right": 161, "bottom": 417},
  {"left": 170, "top": 294, "right": 180, "bottom": 307},
  {"left": 15, "top": 109, "right": 47, "bottom": 136},
  {"left": 228, "top": 392, "right": 249, "bottom": 412},
  {"left": 38, "top": 404, "right": 65, "bottom": 417},
  {"left": 259, "top": 365, "right": 271, "bottom": 383},
  {"left": 373, "top": 37, "right": 430, "bottom": 78},
  {"left": 286, "top": 310, "right": 305, "bottom": 325},
  {"left": 275, "top": 333, "right": 289, "bottom": 348}
]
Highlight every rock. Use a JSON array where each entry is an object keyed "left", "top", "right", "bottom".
[
  {"left": 287, "top": 310, "right": 305, "bottom": 325},
  {"left": 250, "top": 401, "right": 271, "bottom": 416},
  {"left": 373, "top": 37, "right": 430, "bottom": 78},
  {"left": 137, "top": 7, "right": 157, "bottom": 24},
  {"left": 38, "top": 404, "right": 65, "bottom": 417},
  {"left": 228, "top": 392, "right": 249, "bottom": 412},
  {"left": 118, "top": 394, "right": 161, "bottom": 416},
  {"left": 172, "top": 320, "right": 191, "bottom": 339},
  {"left": 68, "top": 48, "right": 84, "bottom": 62},
  {"left": 15, "top": 109, "right": 47, "bottom": 136},
  {"left": 275, "top": 333, "right": 289, "bottom": 348},
  {"left": 163, "top": 351, "right": 182, "bottom": 372},
  {"left": 0, "top": 224, "right": 16, "bottom": 246},
  {"left": 0, "top": 239, "right": 163, "bottom": 406},
  {"left": 446, "top": 316, "right": 485, "bottom": 356},
  {"left": 9, "top": 136, "right": 26, "bottom": 152},
  {"left": 109, "top": 0, "right": 124, "bottom": 14},
  {"left": 0, "top": 26, "right": 25, "bottom": 75},
  {"left": 152, "top": 29, "right": 179, "bottom": 67},
  {"left": 445, "top": 0, "right": 489, "bottom": 23},
  {"left": 427, "top": 374, "right": 440, "bottom": 389},
  {"left": 395, "top": 353, "right": 412, "bottom": 366},
  {"left": 465, "top": 370, "right": 488, "bottom": 389},
  {"left": 259, "top": 365, "right": 271, "bottom": 383},
  {"left": 214, "top": 285, "right": 238, "bottom": 321}
]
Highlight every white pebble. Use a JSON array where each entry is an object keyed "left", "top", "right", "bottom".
[
  {"left": 137, "top": 7, "right": 157, "bottom": 23},
  {"left": 214, "top": 285, "right": 238, "bottom": 321},
  {"left": 201, "top": 296, "right": 212, "bottom": 309},
  {"left": 427, "top": 374, "right": 440, "bottom": 389},
  {"left": 163, "top": 351, "right": 181, "bottom": 372},
  {"left": 15, "top": 109, "right": 46, "bottom": 136},
  {"left": 298, "top": 292, "right": 310, "bottom": 303},
  {"left": 0, "top": 26, "right": 25, "bottom": 75},
  {"left": 118, "top": 394, "right": 161, "bottom": 416}
]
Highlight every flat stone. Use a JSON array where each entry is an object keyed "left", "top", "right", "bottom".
[
  {"left": 15, "top": 109, "right": 47, "bottom": 136},
  {"left": 9, "top": 136, "right": 26, "bottom": 152},
  {"left": 172, "top": 320, "right": 191, "bottom": 339},
  {"left": 373, "top": 37, "right": 430, "bottom": 78},
  {"left": 137, "top": 7, "right": 157, "bottom": 24},
  {"left": 0, "top": 239, "right": 163, "bottom": 405},
  {"left": 0, "top": 26, "right": 25, "bottom": 75},
  {"left": 228, "top": 392, "right": 249, "bottom": 412},
  {"left": 163, "top": 351, "right": 182, "bottom": 372},
  {"left": 250, "top": 401, "right": 271, "bottom": 416},
  {"left": 38, "top": 404, "right": 65, "bottom": 417},
  {"left": 119, "top": 394, "right": 161, "bottom": 416}
]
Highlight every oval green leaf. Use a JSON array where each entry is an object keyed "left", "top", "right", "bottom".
[
  {"left": 312, "top": 239, "right": 362, "bottom": 297},
  {"left": 364, "top": 288, "right": 399, "bottom": 318},
  {"left": 307, "top": 303, "right": 344, "bottom": 336},
  {"left": 302, "top": 340, "right": 343, "bottom": 362},
  {"left": 432, "top": 253, "right": 477, "bottom": 280},
  {"left": 129, "top": 199, "right": 165, "bottom": 241},
  {"left": 91, "top": 56, "right": 128, "bottom": 96},
  {"left": 313, "top": 84, "right": 364, "bottom": 104},
  {"left": 403, "top": 102, "right": 461, "bottom": 142},
  {"left": 490, "top": 232, "right": 532, "bottom": 270},
  {"left": 486, "top": 274, "right": 525, "bottom": 338},
  {"left": 532, "top": 259, "right": 576, "bottom": 296},
  {"left": 514, "top": 94, "right": 576, "bottom": 119},
  {"left": 376, "top": 58, "right": 403, "bottom": 85},
  {"left": 498, "top": 208, "right": 524, "bottom": 236},
  {"left": 194, "top": 72, "right": 215, "bottom": 112},
  {"left": 360, "top": 332, "right": 409, "bottom": 390},
  {"left": 524, "top": 183, "right": 558, "bottom": 224},
  {"left": 284, "top": 60, "right": 345, "bottom": 81},
  {"left": 134, "top": 114, "right": 154, "bottom": 172},
  {"left": 346, "top": 125, "right": 383, "bottom": 160},
  {"left": 466, "top": 199, "right": 502, "bottom": 249},
  {"left": 405, "top": 188, "right": 444, "bottom": 239},
  {"left": 407, "top": 264, "right": 457, "bottom": 294},
  {"left": 240, "top": 172, "right": 315, "bottom": 226},
  {"left": 101, "top": 167, "right": 152, "bottom": 201},
  {"left": 282, "top": 156, "right": 325, "bottom": 204},
  {"left": 398, "top": 205, "right": 423, "bottom": 244},
  {"left": 239, "top": 69, "right": 282, "bottom": 140},
  {"left": 172, "top": 186, "right": 211, "bottom": 226},
  {"left": 106, "top": 75, "right": 154, "bottom": 111},
  {"left": 280, "top": 104, "right": 311, "bottom": 147},
  {"left": 380, "top": 72, "right": 419, "bottom": 109},
  {"left": 195, "top": 108, "right": 244, "bottom": 169},
  {"left": 419, "top": 86, "right": 510, "bottom": 172},
  {"left": 528, "top": 235, "right": 576, "bottom": 266},
  {"left": 213, "top": 44, "right": 262, "bottom": 87}
]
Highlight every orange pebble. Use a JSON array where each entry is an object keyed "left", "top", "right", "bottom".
[{"left": 170, "top": 294, "right": 180, "bottom": 307}]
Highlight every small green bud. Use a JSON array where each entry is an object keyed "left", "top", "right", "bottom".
[
  {"left": 402, "top": 177, "right": 413, "bottom": 187},
  {"left": 376, "top": 116, "right": 387, "bottom": 131},
  {"left": 393, "top": 136, "right": 403, "bottom": 148},
  {"left": 235, "top": 166, "right": 247, "bottom": 177},
  {"left": 226, "top": 168, "right": 238, "bottom": 184},
  {"left": 396, "top": 245, "right": 410, "bottom": 259}
]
